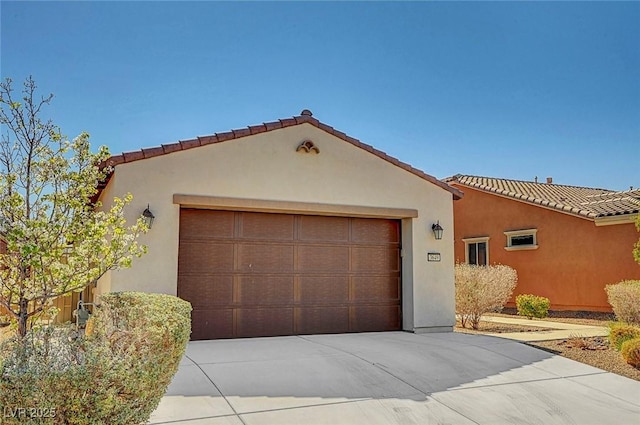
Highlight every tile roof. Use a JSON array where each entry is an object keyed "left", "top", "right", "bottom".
[
  {"left": 446, "top": 174, "right": 640, "bottom": 219},
  {"left": 95, "top": 110, "right": 463, "bottom": 201}
]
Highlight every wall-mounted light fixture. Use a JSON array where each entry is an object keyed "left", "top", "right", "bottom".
[
  {"left": 431, "top": 221, "right": 444, "bottom": 240},
  {"left": 142, "top": 205, "right": 155, "bottom": 229}
]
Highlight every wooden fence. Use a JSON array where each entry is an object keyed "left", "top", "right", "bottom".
[
  {"left": 1, "top": 287, "right": 94, "bottom": 324},
  {"left": 1, "top": 237, "right": 95, "bottom": 324}
]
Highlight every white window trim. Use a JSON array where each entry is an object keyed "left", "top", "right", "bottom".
[
  {"left": 462, "top": 236, "right": 490, "bottom": 264},
  {"left": 504, "top": 229, "right": 538, "bottom": 251}
]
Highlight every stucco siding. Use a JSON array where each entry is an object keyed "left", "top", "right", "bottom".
[
  {"left": 98, "top": 123, "right": 455, "bottom": 332},
  {"left": 94, "top": 171, "right": 119, "bottom": 296},
  {"left": 452, "top": 184, "right": 640, "bottom": 311}
]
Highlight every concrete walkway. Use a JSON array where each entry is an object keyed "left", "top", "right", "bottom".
[
  {"left": 150, "top": 332, "right": 640, "bottom": 425},
  {"left": 478, "top": 315, "right": 609, "bottom": 342}
]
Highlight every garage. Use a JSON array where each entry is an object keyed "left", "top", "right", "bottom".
[
  {"left": 177, "top": 208, "right": 401, "bottom": 340},
  {"left": 95, "top": 111, "right": 461, "bottom": 336}
]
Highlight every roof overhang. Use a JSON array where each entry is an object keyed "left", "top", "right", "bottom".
[
  {"left": 594, "top": 214, "right": 639, "bottom": 227},
  {"left": 94, "top": 112, "right": 463, "bottom": 202}
]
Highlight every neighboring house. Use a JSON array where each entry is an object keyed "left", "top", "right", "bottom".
[
  {"left": 447, "top": 175, "right": 640, "bottom": 312},
  {"left": 94, "top": 110, "right": 463, "bottom": 340}
]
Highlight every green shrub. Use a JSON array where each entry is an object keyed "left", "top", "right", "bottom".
[
  {"left": 620, "top": 337, "right": 640, "bottom": 368},
  {"left": 0, "top": 292, "right": 191, "bottom": 425},
  {"left": 605, "top": 280, "right": 640, "bottom": 325},
  {"left": 608, "top": 322, "right": 640, "bottom": 351},
  {"left": 516, "top": 294, "right": 551, "bottom": 319},
  {"left": 455, "top": 263, "right": 518, "bottom": 329}
]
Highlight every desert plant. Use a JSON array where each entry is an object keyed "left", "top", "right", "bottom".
[
  {"left": 620, "top": 337, "right": 640, "bottom": 368},
  {"left": 516, "top": 294, "right": 550, "bottom": 319},
  {"left": 0, "top": 77, "right": 148, "bottom": 337},
  {"left": 608, "top": 322, "right": 640, "bottom": 351},
  {"left": 0, "top": 292, "right": 192, "bottom": 424},
  {"left": 605, "top": 280, "right": 640, "bottom": 325},
  {"left": 455, "top": 263, "right": 518, "bottom": 329},
  {"left": 566, "top": 333, "right": 590, "bottom": 350}
]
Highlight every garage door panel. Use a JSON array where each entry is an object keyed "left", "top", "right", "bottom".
[
  {"left": 237, "top": 275, "right": 294, "bottom": 305},
  {"left": 192, "top": 309, "right": 234, "bottom": 340},
  {"left": 353, "top": 276, "right": 400, "bottom": 302},
  {"left": 298, "top": 245, "right": 350, "bottom": 272},
  {"left": 351, "top": 218, "right": 399, "bottom": 243},
  {"left": 178, "top": 242, "right": 235, "bottom": 273},
  {"left": 237, "top": 244, "right": 294, "bottom": 272},
  {"left": 240, "top": 212, "right": 294, "bottom": 240},
  {"left": 352, "top": 305, "right": 401, "bottom": 332},
  {"left": 180, "top": 209, "right": 235, "bottom": 239},
  {"left": 298, "top": 276, "right": 349, "bottom": 303},
  {"left": 299, "top": 216, "right": 349, "bottom": 242},
  {"left": 351, "top": 247, "right": 400, "bottom": 272},
  {"left": 178, "top": 209, "right": 401, "bottom": 339},
  {"left": 296, "top": 307, "right": 350, "bottom": 334},
  {"left": 178, "top": 275, "right": 234, "bottom": 308},
  {"left": 237, "top": 308, "right": 294, "bottom": 337}
]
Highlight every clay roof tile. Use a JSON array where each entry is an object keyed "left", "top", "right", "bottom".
[
  {"left": 97, "top": 112, "right": 463, "bottom": 201},
  {"left": 450, "top": 175, "right": 639, "bottom": 219}
]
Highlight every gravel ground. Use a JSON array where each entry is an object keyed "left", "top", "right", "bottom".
[
  {"left": 455, "top": 320, "right": 555, "bottom": 334},
  {"left": 529, "top": 337, "right": 640, "bottom": 382},
  {"left": 456, "top": 312, "right": 640, "bottom": 382},
  {"left": 490, "top": 309, "right": 615, "bottom": 327}
]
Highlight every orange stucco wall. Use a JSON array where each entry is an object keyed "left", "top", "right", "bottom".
[{"left": 452, "top": 184, "right": 640, "bottom": 312}]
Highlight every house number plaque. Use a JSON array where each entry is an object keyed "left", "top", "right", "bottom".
[{"left": 427, "top": 252, "right": 441, "bottom": 262}]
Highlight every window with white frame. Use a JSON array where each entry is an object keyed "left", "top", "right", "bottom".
[
  {"left": 504, "top": 229, "right": 538, "bottom": 251},
  {"left": 462, "top": 237, "right": 489, "bottom": 266}
]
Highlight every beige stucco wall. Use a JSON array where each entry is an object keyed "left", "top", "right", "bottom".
[{"left": 98, "top": 123, "right": 455, "bottom": 332}]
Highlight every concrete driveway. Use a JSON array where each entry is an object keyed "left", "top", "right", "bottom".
[{"left": 150, "top": 332, "right": 640, "bottom": 425}]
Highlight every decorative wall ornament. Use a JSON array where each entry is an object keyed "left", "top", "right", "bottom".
[{"left": 296, "top": 139, "right": 320, "bottom": 154}]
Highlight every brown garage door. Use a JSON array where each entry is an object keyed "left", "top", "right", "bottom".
[{"left": 177, "top": 209, "right": 401, "bottom": 340}]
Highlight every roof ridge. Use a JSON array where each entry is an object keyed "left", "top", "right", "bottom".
[
  {"left": 453, "top": 174, "right": 612, "bottom": 192},
  {"left": 585, "top": 188, "right": 640, "bottom": 198},
  {"left": 581, "top": 196, "right": 639, "bottom": 205},
  {"left": 105, "top": 112, "right": 319, "bottom": 167},
  {"left": 94, "top": 111, "right": 463, "bottom": 202}
]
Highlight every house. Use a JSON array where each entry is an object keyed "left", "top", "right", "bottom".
[
  {"left": 93, "top": 110, "right": 463, "bottom": 340},
  {"left": 447, "top": 175, "right": 640, "bottom": 312}
]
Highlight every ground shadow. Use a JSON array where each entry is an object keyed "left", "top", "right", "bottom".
[{"left": 150, "top": 331, "right": 640, "bottom": 425}]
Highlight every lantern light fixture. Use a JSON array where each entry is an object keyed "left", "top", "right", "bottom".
[
  {"left": 142, "top": 205, "right": 155, "bottom": 229},
  {"left": 431, "top": 221, "right": 444, "bottom": 240}
]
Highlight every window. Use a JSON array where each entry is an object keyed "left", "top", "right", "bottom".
[
  {"left": 504, "top": 229, "right": 538, "bottom": 251},
  {"left": 462, "top": 237, "right": 489, "bottom": 265}
]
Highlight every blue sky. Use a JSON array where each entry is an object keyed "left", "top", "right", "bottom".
[{"left": 2, "top": 1, "right": 638, "bottom": 191}]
